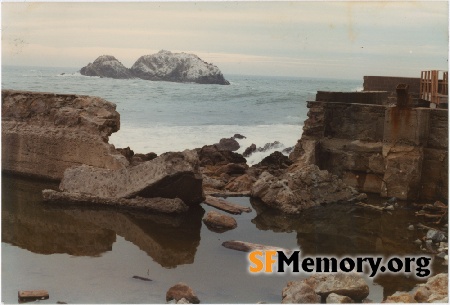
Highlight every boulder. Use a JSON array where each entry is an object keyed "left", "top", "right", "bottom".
[
  {"left": 255, "top": 151, "right": 293, "bottom": 175},
  {"left": 384, "top": 291, "right": 417, "bottom": 303},
  {"left": 413, "top": 273, "right": 448, "bottom": 303},
  {"left": 53, "top": 150, "right": 204, "bottom": 206},
  {"left": 196, "top": 145, "right": 246, "bottom": 166},
  {"left": 243, "top": 144, "right": 257, "bottom": 157},
  {"left": 202, "top": 211, "right": 237, "bottom": 233},
  {"left": 251, "top": 164, "right": 361, "bottom": 214},
  {"left": 166, "top": 283, "right": 200, "bottom": 304},
  {"left": 282, "top": 274, "right": 369, "bottom": 303},
  {"left": 282, "top": 281, "right": 321, "bottom": 304},
  {"left": 224, "top": 174, "right": 256, "bottom": 193},
  {"left": 80, "top": 55, "right": 134, "bottom": 79},
  {"left": 326, "top": 293, "right": 354, "bottom": 303},
  {"left": 314, "top": 273, "right": 369, "bottom": 301},
  {"left": 131, "top": 50, "right": 230, "bottom": 85},
  {"left": 215, "top": 137, "right": 240, "bottom": 151}
]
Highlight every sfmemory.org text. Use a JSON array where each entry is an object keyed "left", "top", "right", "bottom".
[{"left": 248, "top": 250, "right": 432, "bottom": 278}]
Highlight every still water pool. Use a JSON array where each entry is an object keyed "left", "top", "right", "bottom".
[{"left": 1, "top": 174, "right": 446, "bottom": 303}]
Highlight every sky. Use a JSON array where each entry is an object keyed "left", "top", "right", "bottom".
[{"left": 1, "top": 1, "right": 449, "bottom": 79}]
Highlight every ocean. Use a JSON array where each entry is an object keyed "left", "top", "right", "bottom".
[{"left": 1, "top": 65, "right": 362, "bottom": 164}]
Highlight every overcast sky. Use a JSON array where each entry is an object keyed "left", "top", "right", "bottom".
[{"left": 1, "top": 1, "right": 448, "bottom": 79}]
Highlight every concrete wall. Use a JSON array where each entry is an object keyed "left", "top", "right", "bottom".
[
  {"left": 363, "top": 76, "right": 421, "bottom": 94},
  {"left": 2, "top": 90, "right": 128, "bottom": 180},
  {"left": 316, "top": 91, "right": 390, "bottom": 105},
  {"left": 291, "top": 93, "right": 448, "bottom": 201}
]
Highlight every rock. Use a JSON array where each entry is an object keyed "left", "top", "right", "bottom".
[
  {"left": 214, "top": 163, "right": 248, "bottom": 176},
  {"left": 434, "top": 200, "right": 447, "bottom": 209},
  {"left": 326, "top": 293, "right": 354, "bottom": 303},
  {"left": 414, "top": 239, "right": 422, "bottom": 245},
  {"left": 384, "top": 291, "right": 416, "bottom": 303},
  {"left": 196, "top": 145, "right": 246, "bottom": 166},
  {"left": 131, "top": 50, "right": 229, "bottom": 85},
  {"left": 117, "top": 146, "right": 135, "bottom": 161},
  {"left": 80, "top": 55, "right": 134, "bottom": 79},
  {"left": 257, "top": 141, "right": 283, "bottom": 152},
  {"left": 215, "top": 137, "right": 240, "bottom": 151},
  {"left": 426, "top": 229, "right": 447, "bottom": 242},
  {"left": 282, "top": 281, "right": 321, "bottom": 304},
  {"left": 251, "top": 164, "right": 361, "bottom": 214},
  {"left": 2, "top": 90, "right": 129, "bottom": 180},
  {"left": 202, "top": 211, "right": 237, "bottom": 233},
  {"left": 256, "top": 151, "right": 293, "bottom": 172},
  {"left": 413, "top": 273, "right": 448, "bottom": 303},
  {"left": 314, "top": 273, "right": 369, "bottom": 301},
  {"left": 243, "top": 144, "right": 257, "bottom": 157},
  {"left": 387, "top": 197, "right": 397, "bottom": 203},
  {"left": 384, "top": 205, "right": 395, "bottom": 211},
  {"left": 177, "top": 298, "right": 191, "bottom": 304},
  {"left": 408, "top": 225, "right": 415, "bottom": 230},
  {"left": 233, "top": 133, "right": 246, "bottom": 139},
  {"left": 166, "top": 283, "right": 200, "bottom": 304},
  {"left": 42, "top": 190, "right": 189, "bottom": 213},
  {"left": 203, "top": 196, "right": 252, "bottom": 215},
  {"left": 224, "top": 174, "right": 255, "bottom": 193},
  {"left": 282, "top": 274, "right": 369, "bottom": 303},
  {"left": 53, "top": 150, "right": 204, "bottom": 206},
  {"left": 202, "top": 174, "right": 226, "bottom": 190},
  {"left": 18, "top": 290, "right": 49, "bottom": 302}
]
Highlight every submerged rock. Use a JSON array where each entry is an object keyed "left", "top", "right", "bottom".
[
  {"left": 251, "top": 163, "right": 361, "bottom": 214},
  {"left": 80, "top": 55, "right": 134, "bottom": 79},
  {"left": 131, "top": 50, "right": 230, "bottom": 85}
]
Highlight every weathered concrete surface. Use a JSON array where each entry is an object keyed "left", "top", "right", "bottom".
[
  {"left": 2, "top": 90, "right": 128, "bottom": 180},
  {"left": 290, "top": 95, "right": 448, "bottom": 201},
  {"left": 57, "top": 150, "right": 205, "bottom": 205}
]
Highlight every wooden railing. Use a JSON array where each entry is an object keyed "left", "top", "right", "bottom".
[{"left": 420, "top": 70, "right": 448, "bottom": 105}]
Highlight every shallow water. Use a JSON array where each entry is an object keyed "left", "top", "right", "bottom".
[{"left": 2, "top": 174, "right": 447, "bottom": 304}]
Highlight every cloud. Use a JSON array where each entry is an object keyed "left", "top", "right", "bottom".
[{"left": 2, "top": 1, "right": 448, "bottom": 79}]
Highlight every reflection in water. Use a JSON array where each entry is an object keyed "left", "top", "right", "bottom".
[
  {"left": 250, "top": 197, "right": 421, "bottom": 256},
  {"left": 2, "top": 174, "right": 204, "bottom": 268},
  {"left": 2, "top": 175, "right": 116, "bottom": 256},
  {"left": 250, "top": 197, "right": 448, "bottom": 299}
]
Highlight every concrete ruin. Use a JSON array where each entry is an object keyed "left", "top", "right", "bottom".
[
  {"left": 1, "top": 90, "right": 205, "bottom": 212},
  {"left": 290, "top": 78, "right": 448, "bottom": 201},
  {"left": 2, "top": 90, "right": 128, "bottom": 180}
]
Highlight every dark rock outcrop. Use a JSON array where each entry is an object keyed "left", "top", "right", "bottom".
[
  {"left": 215, "top": 137, "right": 240, "bottom": 151},
  {"left": 197, "top": 145, "right": 246, "bottom": 166},
  {"left": 131, "top": 50, "right": 230, "bottom": 85},
  {"left": 80, "top": 55, "right": 134, "bottom": 79}
]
